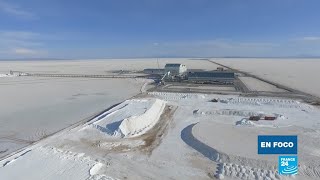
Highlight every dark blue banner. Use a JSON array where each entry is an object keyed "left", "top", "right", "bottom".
[{"left": 258, "top": 135, "right": 297, "bottom": 154}]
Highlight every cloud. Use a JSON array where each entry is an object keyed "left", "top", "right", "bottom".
[
  {"left": 0, "top": 31, "right": 43, "bottom": 47},
  {"left": 0, "top": 0, "right": 35, "bottom": 19},
  {"left": 0, "top": 31, "right": 48, "bottom": 58},
  {"left": 12, "top": 48, "right": 40, "bottom": 55},
  {"left": 301, "top": 36, "right": 320, "bottom": 41},
  {"left": 293, "top": 36, "right": 320, "bottom": 42},
  {"left": 0, "top": 31, "right": 39, "bottom": 39}
]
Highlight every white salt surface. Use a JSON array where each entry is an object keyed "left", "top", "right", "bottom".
[
  {"left": 151, "top": 92, "right": 320, "bottom": 179},
  {"left": 55, "top": 98, "right": 165, "bottom": 152},
  {"left": 1, "top": 147, "right": 96, "bottom": 180},
  {"left": 90, "top": 98, "right": 161, "bottom": 137},
  {"left": 1, "top": 92, "right": 320, "bottom": 179},
  {"left": 1, "top": 58, "right": 320, "bottom": 180},
  {"left": 0, "top": 57, "right": 217, "bottom": 158},
  {"left": 0, "top": 58, "right": 217, "bottom": 74},
  {"left": 118, "top": 99, "right": 166, "bottom": 137},
  {"left": 215, "top": 58, "right": 320, "bottom": 97},
  {"left": 0, "top": 76, "right": 143, "bottom": 158},
  {"left": 239, "top": 76, "right": 286, "bottom": 92}
]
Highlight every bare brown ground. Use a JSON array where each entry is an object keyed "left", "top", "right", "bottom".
[{"left": 138, "top": 105, "right": 177, "bottom": 155}]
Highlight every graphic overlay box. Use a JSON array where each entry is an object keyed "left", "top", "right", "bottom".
[
  {"left": 258, "top": 135, "right": 297, "bottom": 154},
  {"left": 278, "top": 156, "right": 298, "bottom": 175}
]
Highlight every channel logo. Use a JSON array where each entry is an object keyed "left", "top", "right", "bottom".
[
  {"left": 278, "top": 156, "right": 298, "bottom": 175},
  {"left": 258, "top": 135, "right": 297, "bottom": 154}
]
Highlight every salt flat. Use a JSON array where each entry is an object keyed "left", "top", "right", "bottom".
[
  {"left": 1, "top": 92, "right": 320, "bottom": 180},
  {"left": 215, "top": 58, "right": 320, "bottom": 98},
  {"left": 0, "top": 77, "right": 144, "bottom": 158},
  {"left": 0, "top": 58, "right": 217, "bottom": 74},
  {"left": 238, "top": 76, "right": 287, "bottom": 92},
  {"left": 1, "top": 58, "right": 320, "bottom": 180},
  {"left": 0, "top": 58, "right": 217, "bottom": 158}
]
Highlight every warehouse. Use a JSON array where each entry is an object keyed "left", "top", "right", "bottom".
[
  {"left": 164, "top": 64, "right": 187, "bottom": 76},
  {"left": 187, "top": 71, "right": 235, "bottom": 83}
]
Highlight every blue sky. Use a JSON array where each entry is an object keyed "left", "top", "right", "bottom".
[{"left": 1, "top": 0, "right": 320, "bottom": 59}]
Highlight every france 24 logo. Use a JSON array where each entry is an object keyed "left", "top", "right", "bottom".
[{"left": 278, "top": 156, "right": 298, "bottom": 175}]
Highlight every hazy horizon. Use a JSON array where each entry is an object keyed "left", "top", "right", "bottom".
[{"left": 2, "top": 56, "right": 320, "bottom": 61}]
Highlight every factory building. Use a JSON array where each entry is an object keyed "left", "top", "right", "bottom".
[
  {"left": 164, "top": 64, "right": 187, "bottom": 76},
  {"left": 142, "top": 63, "right": 236, "bottom": 84},
  {"left": 187, "top": 71, "right": 235, "bottom": 83}
]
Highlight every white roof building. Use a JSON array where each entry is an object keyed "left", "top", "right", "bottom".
[{"left": 164, "top": 64, "right": 187, "bottom": 76}]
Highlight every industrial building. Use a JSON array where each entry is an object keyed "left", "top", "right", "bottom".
[
  {"left": 143, "top": 64, "right": 187, "bottom": 76},
  {"left": 217, "top": 67, "right": 224, "bottom": 71},
  {"left": 187, "top": 71, "right": 235, "bottom": 83},
  {"left": 164, "top": 64, "right": 187, "bottom": 76},
  {"left": 143, "top": 63, "right": 235, "bottom": 84}
]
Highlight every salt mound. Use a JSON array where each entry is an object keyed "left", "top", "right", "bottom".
[
  {"left": 89, "top": 163, "right": 105, "bottom": 176},
  {"left": 117, "top": 99, "right": 166, "bottom": 138}
]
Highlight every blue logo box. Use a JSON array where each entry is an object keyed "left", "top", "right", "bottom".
[
  {"left": 278, "top": 156, "right": 298, "bottom": 175},
  {"left": 258, "top": 135, "right": 297, "bottom": 154}
]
